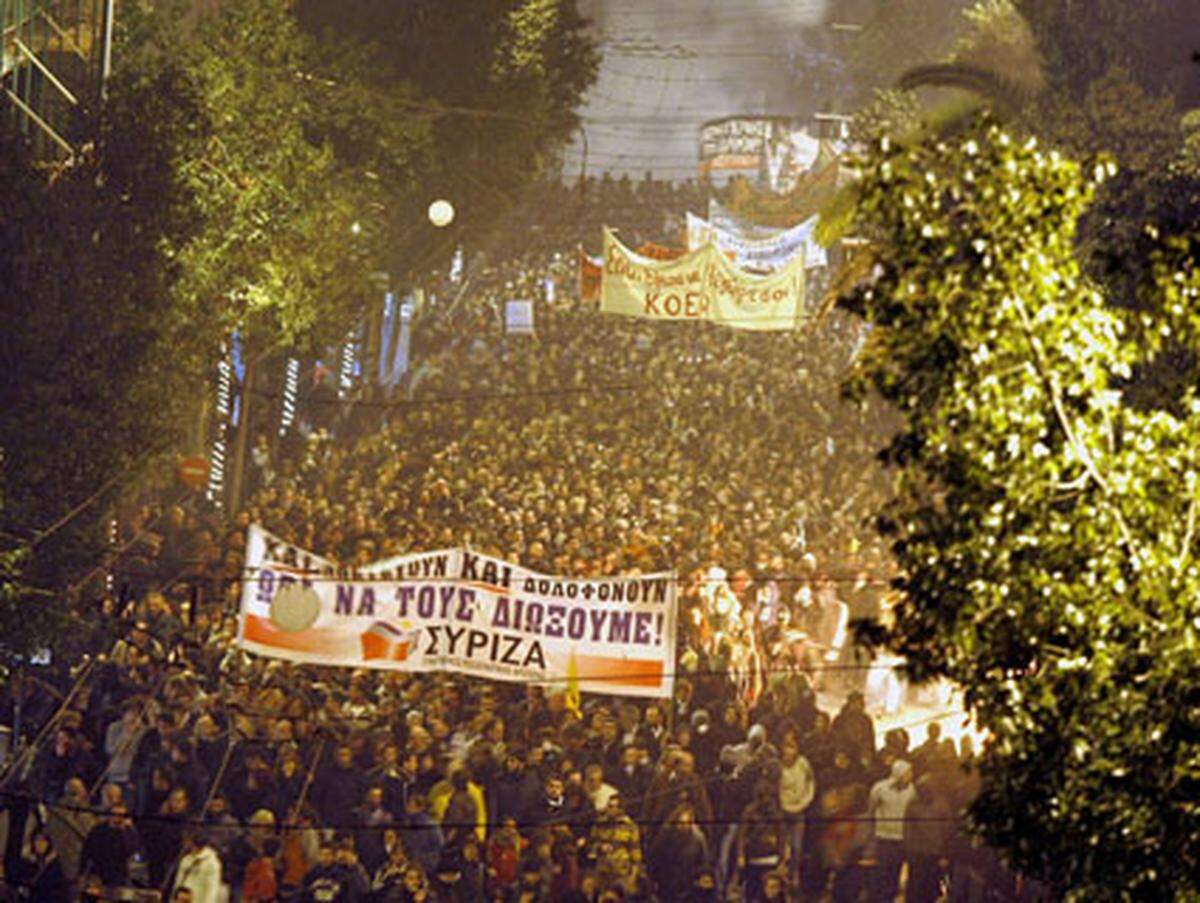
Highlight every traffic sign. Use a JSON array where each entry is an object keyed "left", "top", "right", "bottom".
[{"left": 178, "top": 455, "right": 210, "bottom": 490}]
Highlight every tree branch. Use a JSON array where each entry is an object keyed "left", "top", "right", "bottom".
[
  {"left": 1180, "top": 490, "right": 1197, "bottom": 574},
  {"left": 1009, "top": 294, "right": 1150, "bottom": 587}
]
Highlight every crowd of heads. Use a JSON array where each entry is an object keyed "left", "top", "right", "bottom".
[
  {"left": 0, "top": 175, "right": 1036, "bottom": 901},
  {"left": 497, "top": 174, "right": 710, "bottom": 258}
]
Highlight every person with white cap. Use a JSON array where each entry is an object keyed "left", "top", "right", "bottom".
[
  {"left": 867, "top": 759, "right": 917, "bottom": 901},
  {"left": 728, "top": 723, "right": 777, "bottom": 779}
]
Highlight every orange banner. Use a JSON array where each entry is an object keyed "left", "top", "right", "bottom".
[
  {"left": 578, "top": 246, "right": 602, "bottom": 302},
  {"left": 636, "top": 242, "right": 685, "bottom": 261}
]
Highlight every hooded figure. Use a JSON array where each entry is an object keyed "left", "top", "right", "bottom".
[{"left": 15, "top": 832, "right": 69, "bottom": 902}]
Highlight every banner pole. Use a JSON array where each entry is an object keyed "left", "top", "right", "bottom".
[{"left": 0, "top": 659, "right": 96, "bottom": 791}]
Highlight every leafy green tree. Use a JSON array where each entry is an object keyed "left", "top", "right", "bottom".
[
  {"left": 1184, "top": 110, "right": 1200, "bottom": 175},
  {"left": 836, "top": 0, "right": 970, "bottom": 106},
  {"left": 0, "top": 0, "right": 447, "bottom": 651},
  {"left": 0, "top": 0, "right": 598, "bottom": 656},
  {"left": 842, "top": 118, "right": 1200, "bottom": 897},
  {"left": 114, "top": 0, "right": 430, "bottom": 352},
  {"left": 294, "top": 0, "right": 600, "bottom": 247},
  {"left": 854, "top": 1, "right": 1199, "bottom": 411},
  {"left": 1016, "top": 0, "right": 1200, "bottom": 110},
  {"left": 0, "top": 109, "right": 194, "bottom": 608},
  {"left": 0, "top": 454, "right": 50, "bottom": 664}
]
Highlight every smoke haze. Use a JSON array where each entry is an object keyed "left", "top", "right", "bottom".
[{"left": 565, "top": 0, "right": 832, "bottom": 180}]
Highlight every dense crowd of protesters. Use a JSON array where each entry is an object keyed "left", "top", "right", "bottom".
[
  {"left": 0, "top": 177, "right": 1042, "bottom": 901},
  {"left": 494, "top": 174, "right": 709, "bottom": 259}
]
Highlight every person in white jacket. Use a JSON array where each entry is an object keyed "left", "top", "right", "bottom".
[
  {"left": 868, "top": 760, "right": 917, "bottom": 902},
  {"left": 171, "top": 829, "right": 224, "bottom": 903},
  {"left": 778, "top": 731, "right": 815, "bottom": 887}
]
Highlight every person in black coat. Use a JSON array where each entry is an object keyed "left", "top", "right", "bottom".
[
  {"left": 648, "top": 804, "right": 710, "bottom": 899},
  {"left": 80, "top": 806, "right": 141, "bottom": 888},
  {"left": 491, "top": 748, "right": 536, "bottom": 824},
  {"left": 34, "top": 728, "right": 84, "bottom": 801},
  {"left": 167, "top": 739, "right": 210, "bottom": 813},
  {"left": 353, "top": 785, "right": 395, "bottom": 875},
  {"left": 12, "top": 832, "right": 70, "bottom": 902},
  {"left": 610, "top": 744, "right": 650, "bottom": 806},
  {"left": 332, "top": 834, "right": 372, "bottom": 902},
  {"left": 228, "top": 747, "right": 278, "bottom": 821},
  {"left": 300, "top": 840, "right": 346, "bottom": 902},
  {"left": 193, "top": 716, "right": 227, "bottom": 777},
  {"left": 268, "top": 749, "right": 305, "bottom": 819},
  {"left": 145, "top": 785, "right": 190, "bottom": 888},
  {"left": 521, "top": 773, "right": 569, "bottom": 829},
  {"left": 830, "top": 692, "right": 874, "bottom": 767},
  {"left": 130, "top": 713, "right": 175, "bottom": 802},
  {"left": 313, "top": 744, "right": 366, "bottom": 826},
  {"left": 369, "top": 743, "right": 417, "bottom": 819}
]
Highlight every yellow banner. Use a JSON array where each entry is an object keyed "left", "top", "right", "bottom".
[{"left": 600, "top": 228, "right": 805, "bottom": 331}]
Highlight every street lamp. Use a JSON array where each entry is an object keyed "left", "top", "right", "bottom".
[{"left": 428, "top": 199, "right": 455, "bottom": 228}]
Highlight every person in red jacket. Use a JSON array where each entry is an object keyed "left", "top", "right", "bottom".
[
  {"left": 242, "top": 836, "right": 280, "bottom": 902},
  {"left": 486, "top": 816, "right": 523, "bottom": 896}
]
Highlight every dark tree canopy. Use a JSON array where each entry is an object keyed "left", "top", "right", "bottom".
[{"left": 295, "top": 0, "right": 600, "bottom": 253}]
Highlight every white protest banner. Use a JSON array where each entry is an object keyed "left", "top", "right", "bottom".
[
  {"left": 504, "top": 300, "right": 535, "bottom": 335},
  {"left": 238, "top": 525, "right": 677, "bottom": 699},
  {"left": 686, "top": 211, "right": 828, "bottom": 270},
  {"left": 600, "top": 228, "right": 805, "bottom": 331},
  {"left": 708, "top": 197, "right": 779, "bottom": 241}
]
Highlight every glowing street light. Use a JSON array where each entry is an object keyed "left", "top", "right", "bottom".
[{"left": 428, "top": 199, "right": 455, "bottom": 228}]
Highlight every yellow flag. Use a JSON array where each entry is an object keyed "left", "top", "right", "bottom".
[{"left": 565, "top": 651, "right": 582, "bottom": 719}]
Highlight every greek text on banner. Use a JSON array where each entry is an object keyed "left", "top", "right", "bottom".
[
  {"left": 685, "top": 211, "right": 827, "bottom": 270},
  {"left": 600, "top": 227, "right": 805, "bottom": 331},
  {"left": 237, "top": 525, "right": 678, "bottom": 699}
]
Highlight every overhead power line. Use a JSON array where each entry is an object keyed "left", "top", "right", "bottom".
[{"left": 3, "top": 789, "right": 977, "bottom": 835}]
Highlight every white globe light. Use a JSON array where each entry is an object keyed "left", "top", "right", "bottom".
[
  {"left": 270, "top": 583, "right": 322, "bottom": 633},
  {"left": 428, "top": 199, "right": 455, "bottom": 228}
]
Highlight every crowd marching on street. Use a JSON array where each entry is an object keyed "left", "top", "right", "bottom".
[{"left": 0, "top": 177, "right": 1043, "bottom": 902}]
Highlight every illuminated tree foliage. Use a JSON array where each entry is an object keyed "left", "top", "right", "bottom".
[
  {"left": 0, "top": 0, "right": 410, "bottom": 625},
  {"left": 842, "top": 120, "right": 1200, "bottom": 896},
  {"left": 111, "top": 0, "right": 429, "bottom": 351},
  {"left": 850, "top": 0, "right": 1200, "bottom": 417}
]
